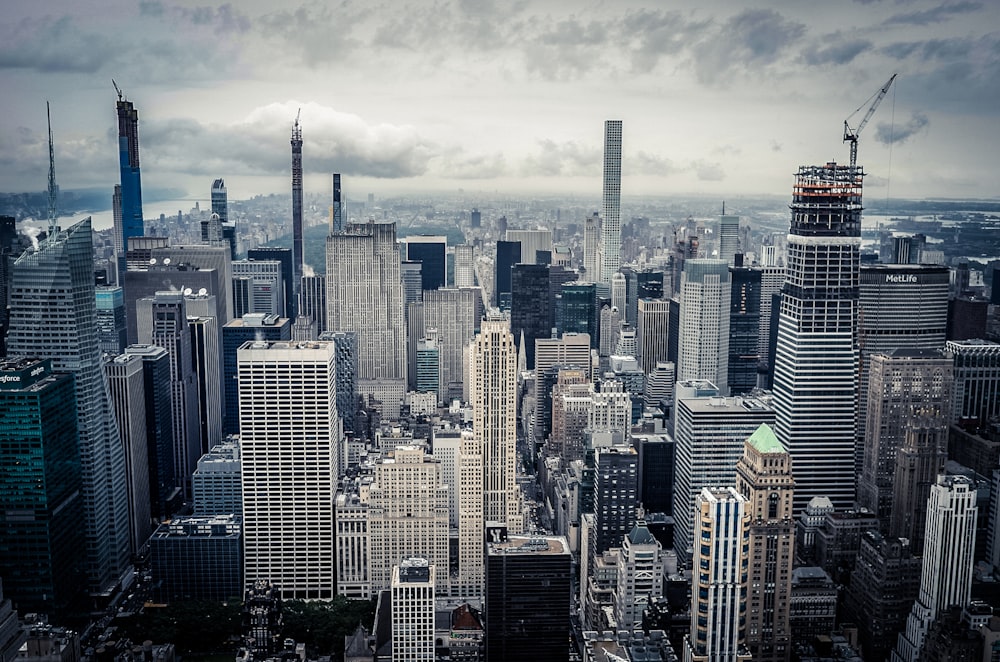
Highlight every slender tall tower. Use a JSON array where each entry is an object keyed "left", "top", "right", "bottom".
[
  {"left": 290, "top": 112, "right": 303, "bottom": 319},
  {"left": 772, "top": 162, "right": 862, "bottom": 512},
  {"left": 115, "top": 85, "right": 144, "bottom": 281},
  {"left": 600, "top": 120, "right": 622, "bottom": 284},
  {"left": 331, "top": 173, "right": 343, "bottom": 233},
  {"left": 473, "top": 315, "right": 522, "bottom": 533},
  {"left": 7, "top": 218, "right": 131, "bottom": 593}
]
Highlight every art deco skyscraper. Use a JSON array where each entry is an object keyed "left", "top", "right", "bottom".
[
  {"left": 290, "top": 115, "right": 303, "bottom": 319},
  {"left": 239, "top": 340, "right": 340, "bottom": 600},
  {"left": 772, "top": 163, "right": 862, "bottom": 511},
  {"left": 115, "top": 90, "right": 144, "bottom": 279},
  {"left": 600, "top": 120, "right": 622, "bottom": 285},
  {"left": 736, "top": 424, "right": 795, "bottom": 662},
  {"left": 6, "top": 218, "right": 131, "bottom": 593},
  {"left": 326, "top": 222, "right": 406, "bottom": 381},
  {"left": 473, "top": 315, "right": 522, "bottom": 533}
]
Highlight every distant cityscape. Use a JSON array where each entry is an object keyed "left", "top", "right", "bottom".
[{"left": 1, "top": 85, "right": 1000, "bottom": 662}]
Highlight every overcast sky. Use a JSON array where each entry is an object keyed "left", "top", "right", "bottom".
[{"left": 1, "top": 0, "right": 998, "bottom": 204}]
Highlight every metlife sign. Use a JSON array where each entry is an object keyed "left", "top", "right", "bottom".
[{"left": 885, "top": 274, "right": 918, "bottom": 284}]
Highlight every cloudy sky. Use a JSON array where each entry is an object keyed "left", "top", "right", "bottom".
[{"left": 1, "top": 0, "right": 998, "bottom": 203}]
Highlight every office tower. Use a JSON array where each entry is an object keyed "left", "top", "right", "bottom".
[
  {"left": 494, "top": 240, "right": 521, "bottom": 309},
  {"left": 0, "top": 358, "right": 84, "bottom": 616},
  {"left": 858, "top": 349, "right": 952, "bottom": 535},
  {"left": 300, "top": 273, "right": 327, "bottom": 336},
  {"left": 454, "top": 244, "right": 475, "bottom": 288},
  {"left": 367, "top": 446, "right": 449, "bottom": 594},
  {"left": 95, "top": 285, "right": 127, "bottom": 356},
  {"left": 583, "top": 212, "right": 600, "bottom": 280},
  {"left": 247, "top": 247, "right": 294, "bottom": 321},
  {"left": 124, "top": 344, "right": 178, "bottom": 520},
  {"left": 456, "top": 428, "right": 485, "bottom": 596},
  {"left": 331, "top": 173, "right": 343, "bottom": 233},
  {"left": 684, "top": 487, "right": 751, "bottom": 662},
  {"left": 221, "top": 314, "right": 291, "bottom": 434},
  {"left": 548, "top": 370, "right": 593, "bottom": 462},
  {"left": 560, "top": 281, "right": 598, "bottom": 345},
  {"left": 510, "top": 263, "right": 551, "bottom": 369},
  {"left": 6, "top": 218, "right": 130, "bottom": 592},
  {"left": 290, "top": 115, "right": 303, "bottom": 318},
  {"left": 406, "top": 235, "right": 448, "bottom": 291},
  {"left": 423, "top": 288, "right": 479, "bottom": 403},
  {"left": 633, "top": 433, "right": 674, "bottom": 514},
  {"left": 893, "top": 475, "right": 978, "bottom": 662},
  {"left": 415, "top": 338, "right": 440, "bottom": 399},
  {"left": 136, "top": 291, "right": 201, "bottom": 496},
  {"left": 188, "top": 313, "right": 221, "bottom": 453},
  {"left": 773, "top": 163, "right": 862, "bottom": 512},
  {"left": 728, "top": 263, "right": 761, "bottom": 394},
  {"left": 506, "top": 228, "right": 552, "bottom": 266},
  {"left": 947, "top": 339, "right": 1000, "bottom": 427},
  {"left": 678, "top": 259, "right": 731, "bottom": 393},
  {"left": 474, "top": 316, "right": 522, "bottom": 533},
  {"left": 391, "top": 558, "right": 436, "bottom": 662},
  {"left": 614, "top": 520, "right": 664, "bottom": 631},
  {"left": 600, "top": 120, "right": 622, "bottom": 284},
  {"left": 192, "top": 439, "right": 242, "bottom": 516},
  {"left": 643, "top": 360, "right": 674, "bottom": 409},
  {"left": 233, "top": 259, "right": 284, "bottom": 317},
  {"left": 608, "top": 354, "right": 644, "bottom": 423},
  {"left": 211, "top": 177, "right": 227, "bottom": 223},
  {"left": 719, "top": 214, "right": 739, "bottom": 265},
  {"left": 593, "top": 445, "right": 639, "bottom": 553},
  {"left": 757, "top": 265, "right": 785, "bottom": 363},
  {"left": 402, "top": 261, "right": 423, "bottom": 320},
  {"left": 431, "top": 427, "right": 462, "bottom": 527},
  {"left": 673, "top": 389, "right": 775, "bottom": 554},
  {"left": 115, "top": 90, "right": 144, "bottom": 280},
  {"left": 599, "top": 302, "right": 622, "bottom": 364},
  {"left": 239, "top": 340, "right": 340, "bottom": 599},
  {"left": 326, "top": 222, "right": 406, "bottom": 381},
  {"left": 123, "top": 264, "right": 224, "bottom": 346},
  {"left": 611, "top": 272, "right": 627, "bottom": 321},
  {"left": 149, "top": 514, "right": 242, "bottom": 603},
  {"left": 335, "top": 492, "right": 369, "bottom": 598},
  {"left": 846, "top": 533, "right": 922, "bottom": 661},
  {"left": 736, "top": 424, "right": 795, "bottom": 662},
  {"left": 470, "top": 207, "right": 481, "bottom": 228},
  {"left": 636, "top": 298, "right": 670, "bottom": 375},
  {"left": 485, "top": 535, "right": 571, "bottom": 662},
  {"left": 321, "top": 331, "right": 358, "bottom": 438},
  {"left": 105, "top": 353, "right": 152, "bottom": 555},
  {"left": 534, "top": 333, "right": 593, "bottom": 442}
]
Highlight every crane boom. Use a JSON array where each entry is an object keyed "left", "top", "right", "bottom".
[{"left": 843, "top": 73, "right": 897, "bottom": 167}]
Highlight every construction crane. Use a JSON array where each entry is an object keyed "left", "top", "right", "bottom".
[
  {"left": 113, "top": 78, "right": 123, "bottom": 101},
  {"left": 843, "top": 73, "right": 897, "bottom": 168}
]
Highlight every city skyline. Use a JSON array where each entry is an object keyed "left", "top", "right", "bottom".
[{"left": 1, "top": 0, "right": 998, "bottom": 202}]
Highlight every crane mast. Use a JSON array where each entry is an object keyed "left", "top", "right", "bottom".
[{"left": 843, "top": 73, "right": 897, "bottom": 168}]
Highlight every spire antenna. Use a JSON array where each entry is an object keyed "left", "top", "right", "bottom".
[{"left": 46, "top": 101, "right": 58, "bottom": 238}]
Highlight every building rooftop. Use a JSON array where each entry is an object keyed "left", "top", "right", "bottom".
[
  {"left": 747, "top": 423, "right": 784, "bottom": 454},
  {"left": 488, "top": 535, "right": 568, "bottom": 556}
]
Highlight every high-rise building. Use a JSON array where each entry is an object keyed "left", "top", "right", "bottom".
[
  {"left": 485, "top": 535, "right": 571, "bottom": 662},
  {"left": 6, "top": 218, "right": 131, "bottom": 592},
  {"left": 331, "top": 173, "right": 343, "bottom": 234},
  {"left": 239, "top": 340, "right": 340, "bottom": 599},
  {"left": 636, "top": 298, "right": 670, "bottom": 376},
  {"left": 391, "top": 558, "right": 436, "bottom": 662},
  {"left": 454, "top": 244, "right": 475, "bottom": 288},
  {"left": 947, "top": 339, "right": 1000, "bottom": 427},
  {"left": 719, "top": 215, "right": 740, "bottom": 266},
  {"left": 136, "top": 291, "right": 201, "bottom": 497},
  {"left": 367, "top": 446, "right": 449, "bottom": 594},
  {"left": 300, "top": 273, "right": 327, "bottom": 336},
  {"left": 247, "top": 247, "right": 294, "bottom": 322},
  {"left": 593, "top": 445, "right": 639, "bottom": 554},
  {"left": 684, "top": 487, "right": 751, "bottom": 662},
  {"left": 406, "top": 235, "right": 448, "bottom": 291},
  {"left": 506, "top": 229, "right": 552, "bottom": 266},
  {"left": 192, "top": 439, "right": 242, "bottom": 516},
  {"left": 773, "top": 163, "right": 862, "bottom": 512},
  {"left": 632, "top": 433, "right": 675, "bottom": 515},
  {"left": 678, "top": 259, "right": 731, "bottom": 392},
  {"left": 614, "top": 520, "right": 664, "bottom": 631},
  {"left": 600, "top": 120, "right": 622, "bottom": 284},
  {"left": 149, "top": 514, "right": 242, "bottom": 604},
  {"left": 320, "top": 331, "right": 358, "bottom": 439},
  {"left": 494, "top": 240, "right": 521, "bottom": 309},
  {"left": 211, "top": 178, "right": 227, "bottom": 224},
  {"left": 188, "top": 312, "right": 222, "bottom": 454},
  {"left": 728, "top": 263, "right": 761, "bottom": 395},
  {"left": 559, "top": 281, "right": 598, "bottom": 345},
  {"left": 470, "top": 208, "right": 481, "bottom": 229},
  {"left": 0, "top": 358, "right": 84, "bottom": 616},
  {"left": 422, "top": 288, "right": 479, "bottom": 403},
  {"left": 892, "top": 475, "right": 978, "bottom": 662},
  {"left": 456, "top": 428, "right": 485, "bottom": 597},
  {"left": 105, "top": 353, "right": 152, "bottom": 555},
  {"left": 510, "top": 263, "right": 551, "bottom": 369},
  {"left": 124, "top": 344, "right": 178, "bottom": 520},
  {"left": 115, "top": 91, "right": 144, "bottom": 280},
  {"left": 290, "top": 115, "right": 303, "bottom": 319},
  {"left": 95, "top": 285, "right": 127, "bottom": 357},
  {"left": 221, "top": 314, "right": 291, "bottom": 435},
  {"left": 583, "top": 212, "right": 600, "bottom": 281},
  {"left": 673, "top": 389, "right": 775, "bottom": 554},
  {"left": 611, "top": 272, "right": 627, "bottom": 321},
  {"left": 415, "top": 338, "right": 440, "bottom": 400},
  {"left": 326, "top": 222, "right": 406, "bottom": 382},
  {"left": 233, "top": 259, "right": 284, "bottom": 317},
  {"left": 473, "top": 316, "right": 522, "bottom": 533},
  {"left": 736, "top": 424, "right": 795, "bottom": 662}
]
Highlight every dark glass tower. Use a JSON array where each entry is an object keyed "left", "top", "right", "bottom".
[
  {"left": 510, "top": 263, "right": 551, "bottom": 369},
  {"left": 773, "top": 162, "right": 862, "bottom": 511},
  {"left": 0, "top": 358, "right": 84, "bottom": 617},
  {"left": 406, "top": 237, "right": 447, "bottom": 291},
  {"left": 494, "top": 240, "right": 521, "bottom": 310},
  {"left": 222, "top": 315, "right": 291, "bottom": 434},
  {"left": 116, "top": 93, "right": 144, "bottom": 280},
  {"left": 728, "top": 264, "right": 762, "bottom": 395},
  {"left": 558, "top": 281, "right": 598, "bottom": 347}
]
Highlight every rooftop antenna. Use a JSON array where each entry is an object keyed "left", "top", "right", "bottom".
[{"left": 46, "top": 101, "right": 58, "bottom": 239}]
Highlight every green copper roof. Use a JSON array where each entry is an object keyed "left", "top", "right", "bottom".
[{"left": 747, "top": 423, "right": 785, "bottom": 454}]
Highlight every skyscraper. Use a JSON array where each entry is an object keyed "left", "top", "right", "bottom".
[
  {"left": 247, "top": 247, "right": 294, "bottom": 323},
  {"left": 222, "top": 314, "right": 291, "bottom": 434},
  {"left": 506, "top": 229, "right": 552, "bottom": 266},
  {"left": 510, "top": 263, "right": 551, "bottom": 369},
  {"left": 583, "top": 212, "right": 600, "bottom": 281},
  {"left": 211, "top": 178, "right": 228, "bottom": 224},
  {"left": 719, "top": 214, "right": 740, "bottom": 266},
  {"left": 494, "top": 240, "right": 521, "bottom": 310},
  {"left": 473, "top": 316, "right": 522, "bottom": 533},
  {"left": 773, "top": 163, "right": 862, "bottom": 511},
  {"left": 6, "top": 218, "right": 131, "bottom": 592},
  {"left": 391, "top": 558, "right": 436, "bottom": 662},
  {"left": 728, "top": 263, "right": 761, "bottom": 395},
  {"left": 600, "top": 120, "right": 622, "bottom": 284},
  {"left": 593, "top": 445, "right": 639, "bottom": 554},
  {"left": 326, "top": 222, "right": 407, "bottom": 381},
  {"left": 239, "top": 340, "right": 340, "bottom": 599},
  {"left": 636, "top": 298, "right": 670, "bottom": 375},
  {"left": 454, "top": 244, "right": 475, "bottom": 288},
  {"left": 290, "top": 114, "right": 303, "bottom": 319},
  {"left": 736, "top": 424, "right": 795, "bottom": 662},
  {"left": 422, "top": 288, "right": 478, "bottom": 402},
  {"left": 232, "top": 259, "right": 284, "bottom": 317},
  {"left": 406, "top": 235, "right": 448, "bottom": 291},
  {"left": 115, "top": 89, "right": 144, "bottom": 280},
  {"left": 678, "top": 259, "right": 731, "bottom": 392},
  {"left": 331, "top": 173, "right": 343, "bottom": 233}
]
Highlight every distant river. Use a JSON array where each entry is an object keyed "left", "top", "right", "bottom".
[{"left": 60, "top": 199, "right": 208, "bottom": 232}]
